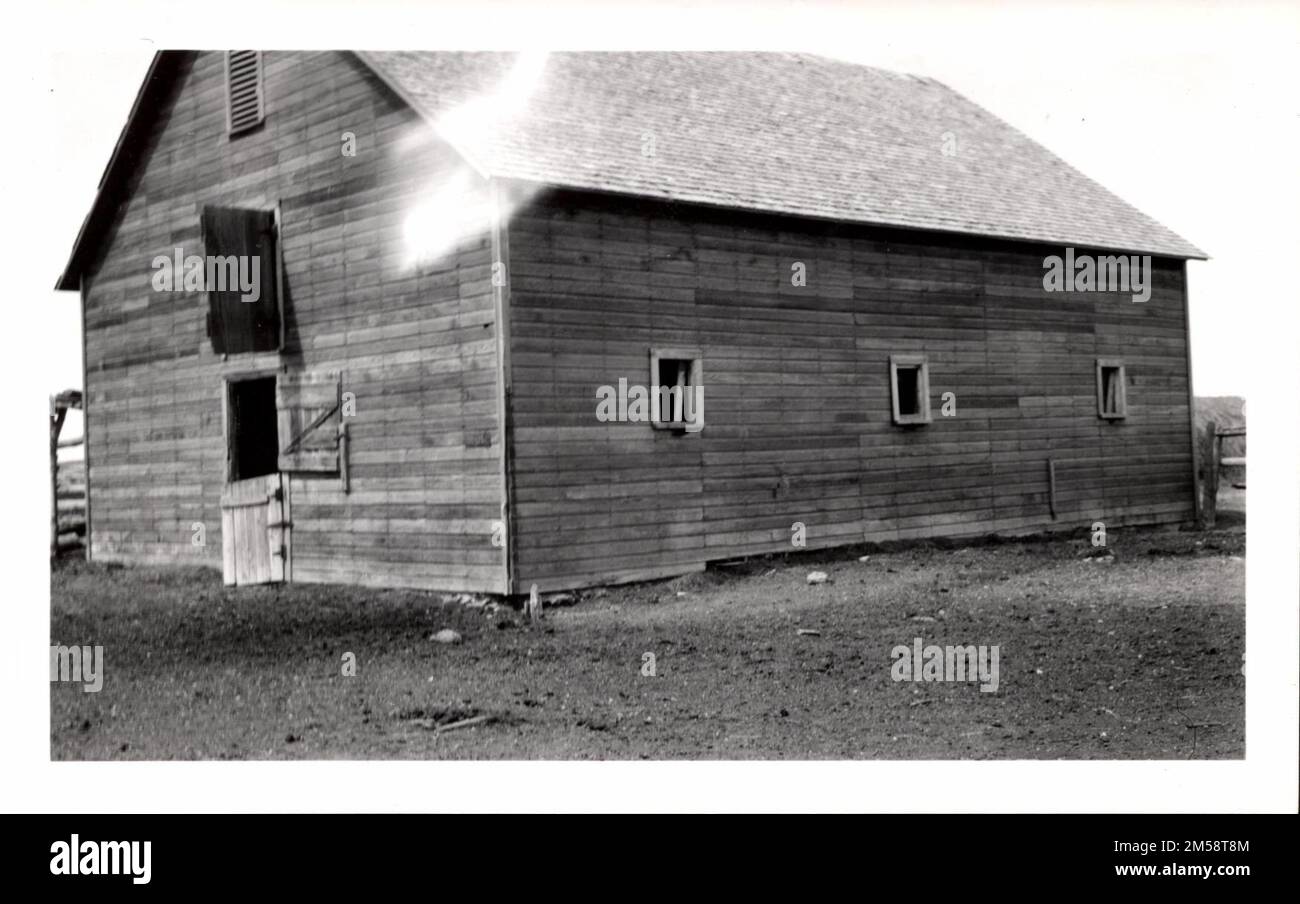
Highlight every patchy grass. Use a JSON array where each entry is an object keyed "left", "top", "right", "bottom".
[{"left": 51, "top": 521, "right": 1244, "bottom": 760}]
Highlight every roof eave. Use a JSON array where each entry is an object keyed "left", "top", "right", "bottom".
[{"left": 496, "top": 176, "right": 1209, "bottom": 261}]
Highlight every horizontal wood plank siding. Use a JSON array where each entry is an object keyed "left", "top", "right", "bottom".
[
  {"left": 81, "top": 51, "right": 506, "bottom": 592},
  {"left": 505, "top": 190, "right": 1194, "bottom": 590}
]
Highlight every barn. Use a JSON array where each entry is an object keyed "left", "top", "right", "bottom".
[{"left": 56, "top": 51, "right": 1206, "bottom": 594}]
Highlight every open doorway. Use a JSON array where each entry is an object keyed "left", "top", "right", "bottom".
[
  {"left": 222, "top": 374, "right": 288, "bottom": 586},
  {"left": 227, "top": 375, "right": 279, "bottom": 481}
]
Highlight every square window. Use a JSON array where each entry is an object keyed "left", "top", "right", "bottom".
[
  {"left": 890, "top": 354, "right": 931, "bottom": 425},
  {"left": 649, "top": 348, "right": 704, "bottom": 432},
  {"left": 1097, "top": 359, "right": 1127, "bottom": 419}
]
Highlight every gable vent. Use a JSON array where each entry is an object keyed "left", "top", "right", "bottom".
[{"left": 226, "top": 51, "right": 265, "bottom": 136}]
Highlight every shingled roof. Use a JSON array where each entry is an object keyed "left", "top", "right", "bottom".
[
  {"left": 56, "top": 51, "right": 1204, "bottom": 290},
  {"left": 362, "top": 51, "right": 1205, "bottom": 259}
]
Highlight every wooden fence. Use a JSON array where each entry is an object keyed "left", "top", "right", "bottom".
[
  {"left": 1199, "top": 421, "right": 1245, "bottom": 529},
  {"left": 51, "top": 390, "right": 86, "bottom": 559}
]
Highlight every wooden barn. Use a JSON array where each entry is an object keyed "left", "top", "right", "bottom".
[{"left": 56, "top": 51, "right": 1206, "bottom": 593}]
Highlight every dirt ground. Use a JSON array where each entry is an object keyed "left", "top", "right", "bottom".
[{"left": 51, "top": 513, "right": 1244, "bottom": 760}]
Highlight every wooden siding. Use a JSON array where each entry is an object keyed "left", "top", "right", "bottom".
[
  {"left": 504, "top": 190, "right": 1195, "bottom": 591},
  {"left": 80, "top": 51, "right": 507, "bottom": 592}
]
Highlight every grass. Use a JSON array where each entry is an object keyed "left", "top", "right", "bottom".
[{"left": 51, "top": 517, "right": 1244, "bottom": 760}]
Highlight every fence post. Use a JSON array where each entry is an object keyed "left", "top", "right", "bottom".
[
  {"left": 1199, "top": 420, "right": 1219, "bottom": 529},
  {"left": 50, "top": 396, "right": 66, "bottom": 559}
]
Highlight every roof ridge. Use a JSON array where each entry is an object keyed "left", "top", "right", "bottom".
[{"left": 57, "top": 50, "right": 1207, "bottom": 290}]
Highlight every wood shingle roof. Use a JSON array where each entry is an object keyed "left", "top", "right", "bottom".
[{"left": 363, "top": 51, "right": 1205, "bottom": 258}]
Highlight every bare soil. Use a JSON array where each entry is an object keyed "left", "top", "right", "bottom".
[{"left": 51, "top": 517, "right": 1244, "bottom": 760}]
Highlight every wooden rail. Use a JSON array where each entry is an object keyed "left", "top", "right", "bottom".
[
  {"left": 1199, "top": 421, "right": 1245, "bottom": 529},
  {"left": 50, "top": 390, "right": 86, "bottom": 559}
]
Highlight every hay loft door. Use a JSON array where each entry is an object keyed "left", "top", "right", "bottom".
[{"left": 222, "top": 375, "right": 290, "bottom": 586}]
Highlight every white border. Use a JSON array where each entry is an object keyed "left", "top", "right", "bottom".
[{"left": 3, "top": 0, "right": 1296, "bottom": 813}]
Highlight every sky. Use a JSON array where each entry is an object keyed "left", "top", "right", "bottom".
[{"left": 34, "top": 0, "right": 1300, "bottom": 439}]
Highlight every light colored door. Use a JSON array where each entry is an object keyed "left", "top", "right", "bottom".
[{"left": 220, "top": 473, "right": 289, "bottom": 585}]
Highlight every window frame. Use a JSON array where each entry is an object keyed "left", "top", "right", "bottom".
[
  {"left": 649, "top": 347, "right": 704, "bottom": 433},
  {"left": 1096, "top": 358, "right": 1128, "bottom": 420},
  {"left": 889, "top": 354, "right": 932, "bottom": 426}
]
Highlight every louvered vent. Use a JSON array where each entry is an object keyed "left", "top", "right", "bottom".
[{"left": 226, "top": 51, "right": 265, "bottom": 135}]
